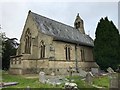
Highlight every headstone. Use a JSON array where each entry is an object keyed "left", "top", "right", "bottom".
[
  {"left": 85, "top": 72, "right": 93, "bottom": 85},
  {"left": 78, "top": 68, "right": 87, "bottom": 77},
  {"left": 1, "top": 82, "right": 18, "bottom": 87},
  {"left": 107, "top": 67, "right": 119, "bottom": 89},
  {"left": 39, "top": 71, "right": 46, "bottom": 83},
  {"left": 91, "top": 68, "right": 99, "bottom": 75},
  {"left": 118, "top": 73, "right": 120, "bottom": 89},
  {"left": 107, "top": 67, "right": 115, "bottom": 73},
  {"left": 109, "top": 73, "right": 119, "bottom": 89}
]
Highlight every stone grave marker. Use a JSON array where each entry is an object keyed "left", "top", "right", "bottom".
[
  {"left": 78, "top": 68, "right": 87, "bottom": 77},
  {"left": 39, "top": 71, "right": 46, "bottom": 83},
  {"left": 91, "top": 68, "right": 99, "bottom": 75},
  {"left": 107, "top": 67, "right": 118, "bottom": 89},
  {"left": 85, "top": 72, "right": 94, "bottom": 85},
  {"left": 107, "top": 67, "right": 115, "bottom": 73},
  {"left": 109, "top": 73, "right": 119, "bottom": 89}
]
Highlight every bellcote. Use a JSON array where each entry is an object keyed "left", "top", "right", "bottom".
[{"left": 74, "top": 13, "right": 85, "bottom": 34}]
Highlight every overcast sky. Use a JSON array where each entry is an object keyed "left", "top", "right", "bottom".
[{"left": 0, "top": 0, "right": 119, "bottom": 41}]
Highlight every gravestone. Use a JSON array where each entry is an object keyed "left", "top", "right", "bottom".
[
  {"left": 39, "top": 71, "right": 46, "bottom": 83},
  {"left": 79, "top": 68, "right": 87, "bottom": 77},
  {"left": 118, "top": 73, "right": 120, "bottom": 89},
  {"left": 109, "top": 73, "right": 119, "bottom": 89},
  {"left": 107, "top": 67, "right": 119, "bottom": 89},
  {"left": 91, "top": 68, "right": 99, "bottom": 75},
  {"left": 85, "top": 72, "right": 93, "bottom": 85},
  {"left": 107, "top": 67, "right": 115, "bottom": 73}
]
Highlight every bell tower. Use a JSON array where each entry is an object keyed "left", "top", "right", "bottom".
[{"left": 74, "top": 13, "right": 85, "bottom": 34}]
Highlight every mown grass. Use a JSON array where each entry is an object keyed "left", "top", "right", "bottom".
[
  {"left": 93, "top": 75, "right": 109, "bottom": 88},
  {"left": 93, "top": 73, "right": 120, "bottom": 89},
  {"left": 67, "top": 76, "right": 97, "bottom": 89},
  {"left": 2, "top": 71, "right": 63, "bottom": 89},
  {"left": 1, "top": 71, "right": 111, "bottom": 90}
]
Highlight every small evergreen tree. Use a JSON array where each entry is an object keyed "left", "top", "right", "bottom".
[{"left": 94, "top": 17, "right": 120, "bottom": 71}]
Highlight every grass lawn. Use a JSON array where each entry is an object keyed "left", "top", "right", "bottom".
[
  {"left": 93, "top": 75, "right": 109, "bottom": 88},
  {"left": 93, "top": 73, "right": 120, "bottom": 89},
  {"left": 1, "top": 71, "right": 110, "bottom": 89},
  {"left": 2, "top": 71, "right": 63, "bottom": 89}
]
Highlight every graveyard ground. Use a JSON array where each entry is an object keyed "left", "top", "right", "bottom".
[{"left": 1, "top": 70, "right": 110, "bottom": 89}]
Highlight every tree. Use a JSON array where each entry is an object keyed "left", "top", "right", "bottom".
[
  {"left": 0, "top": 32, "right": 2, "bottom": 70},
  {"left": 118, "top": 35, "right": 120, "bottom": 64},
  {"left": 94, "top": 17, "right": 120, "bottom": 71},
  {"left": 2, "top": 34, "right": 19, "bottom": 70}
]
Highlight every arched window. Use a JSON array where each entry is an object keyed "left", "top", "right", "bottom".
[
  {"left": 25, "top": 28, "right": 31, "bottom": 54},
  {"left": 65, "top": 45, "right": 71, "bottom": 61},
  {"left": 40, "top": 40, "right": 45, "bottom": 58},
  {"left": 81, "top": 48, "right": 85, "bottom": 61}
]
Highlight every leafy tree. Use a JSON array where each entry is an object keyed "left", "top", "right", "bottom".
[
  {"left": 2, "top": 33, "right": 19, "bottom": 70},
  {"left": 94, "top": 17, "right": 120, "bottom": 71},
  {"left": 0, "top": 32, "right": 2, "bottom": 70}
]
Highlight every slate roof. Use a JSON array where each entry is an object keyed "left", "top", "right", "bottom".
[{"left": 31, "top": 11, "right": 94, "bottom": 47}]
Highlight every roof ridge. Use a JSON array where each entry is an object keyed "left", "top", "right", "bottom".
[
  {"left": 31, "top": 11, "right": 80, "bottom": 32},
  {"left": 29, "top": 11, "right": 94, "bottom": 47}
]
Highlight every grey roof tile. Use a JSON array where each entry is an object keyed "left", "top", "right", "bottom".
[{"left": 31, "top": 12, "right": 94, "bottom": 47}]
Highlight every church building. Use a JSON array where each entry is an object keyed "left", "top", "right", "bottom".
[{"left": 10, "top": 10, "right": 98, "bottom": 75}]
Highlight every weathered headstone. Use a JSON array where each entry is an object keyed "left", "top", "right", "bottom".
[
  {"left": 78, "top": 68, "right": 87, "bottom": 77},
  {"left": 118, "top": 73, "right": 120, "bottom": 89},
  {"left": 0, "top": 82, "right": 18, "bottom": 87},
  {"left": 107, "top": 67, "right": 120, "bottom": 89},
  {"left": 85, "top": 72, "right": 93, "bottom": 85},
  {"left": 39, "top": 71, "right": 46, "bottom": 83},
  {"left": 107, "top": 67, "right": 115, "bottom": 73},
  {"left": 91, "top": 68, "right": 99, "bottom": 75},
  {"left": 109, "top": 73, "right": 119, "bottom": 89}
]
